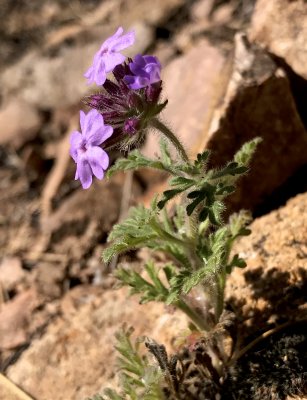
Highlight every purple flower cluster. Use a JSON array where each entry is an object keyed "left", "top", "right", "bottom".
[{"left": 70, "top": 27, "right": 164, "bottom": 189}]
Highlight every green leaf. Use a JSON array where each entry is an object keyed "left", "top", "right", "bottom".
[
  {"left": 226, "top": 254, "right": 247, "bottom": 274},
  {"left": 186, "top": 193, "right": 206, "bottom": 215},
  {"left": 97, "top": 327, "right": 165, "bottom": 400},
  {"left": 187, "top": 190, "right": 202, "bottom": 199},
  {"left": 157, "top": 177, "right": 195, "bottom": 210},
  {"left": 115, "top": 261, "right": 178, "bottom": 304},
  {"left": 216, "top": 184, "right": 236, "bottom": 196},
  {"left": 208, "top": 201, "right": 225, "bottom": 226},
  {"left": 169, "top": 176, "right": 194, "bottom": 187},
  {"left": 107, "top": 150, "right": 175, "bottom": 178},
  {"left": 211, "top": 162, "right": 249, "bottom": 179},
  {"left": 234, "top": 137, "right": 262, "bottom": 166},
  {"left": 157, "top": 189, "right": 182, "bottom": 210},
  {"left": 228, "top": 210, "right": 252, "bottom": 240},
  {"left": 198, "top": 207, "right": 209, "bottom": 222},
  {"left": 103, "top": 204, "right": 161, "bottom": 263},
  {"left": 194, "top": 150, "right": 210, "bottom": 169}
]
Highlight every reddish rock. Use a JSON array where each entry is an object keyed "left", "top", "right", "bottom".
[
  {"left": 142, "top": 40, "right": 226, "bottom": 159},
  {"left": 205, "top": 33, "right": 307, "bottom": 212},
  {"left": 7, "top": 285, "right": 187, "bottom": 400},
  {"left": 226, "top": 191, "right": 307, "bottom": 334},
  {"left": 0, "top": 289, "right": 38, "bottom": 350},
  {"left": 0, "top": 257, "right": 25, "bottom": 292}
]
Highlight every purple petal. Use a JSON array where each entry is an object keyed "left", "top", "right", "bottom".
[
  {"left": 111, "top": 30, "right": 135, "bottom": 52},
  {"left": 79, "top": 111, "right": 86, "bottom": 132},
  {"left": 84, "top": 65, "right": 94, "bottom": 83},
  {"left": 124, "top": 75, "right": 149, "bottom": 90},
  {"left": 129, "top": 62, "right": 148, "bottom": 78},
  {"left": 76, "top": 158, "right": 93, "bottom": 189},
  {"left": 84, "top": 51, "right": 107, "bottom": 86},
  {"left": 89, "top": 124, "right": 113, "bottom": 146},
  {"left": 133, "top": 54, "right": 146, "bottom": 67},
  {"left": 83, "top": 109, "right": 100, "bottom": 134},
  {"left": 103, "top": 27, "right": 124, "bottom": 47},
  {"left": 82, "top": 110, "right": 113, "bottom": 145},
  {"left": 144, "top": 64, "right": 161, "bottom": 83},
  {"left": 143, "top": 55, "right": 161, "bottom": 68},
  {"left": 93, "top": 58, "right": 107, "bottom": 86},
  {"left": 70, "top": 130, "right": 82, "bottom": 147},
  {"left": 70, "top": 131, "right": 82, "bottom": 162},
  {"left": 103, "top": 52, "right": 125, "bottom": 73},
  {"left": 87, "top": 146, "right": 109, "bottom": 178}
]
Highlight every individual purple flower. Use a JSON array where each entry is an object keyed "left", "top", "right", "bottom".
[
  {"left": 70, "top": 109, "right": 113, "bottom": 189},
  {"left": 123, "top": 54, "right": 161, "bottom": 90},
  {"left": 84, "top": 27, "right": 135, "bottom": 86}
]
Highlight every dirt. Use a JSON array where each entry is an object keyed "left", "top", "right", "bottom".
[
  {"left": 0, "top": 0, "right": 306, "bottom": 399},
  {"left": 224, "top": 322, "right": 307, "bottom": 400}
]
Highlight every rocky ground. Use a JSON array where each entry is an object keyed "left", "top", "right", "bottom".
[{"left": 0, "top": 0, "right": 306, "bottom": 399}]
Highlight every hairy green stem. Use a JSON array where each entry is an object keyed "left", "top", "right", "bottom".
[
  {"left": 215, "top": 271, "right": 226, "bottom": 322},
  {"left": 176, "top": 299, "right": 210, "bottom": 331},
  {"left": 151, "top": 118, "right": 189, "bottom": 163},
  {"left": 213, "top": 241, "right": 232, "bottom": 322}
]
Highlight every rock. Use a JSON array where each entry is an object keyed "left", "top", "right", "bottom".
[
  {"left": 7, "top": 285, "right": 188, "bottom": 400},
  {"left": 142, "top": 39, "right": 226, "bottom": 158},
  {"left": 0, "top": 373, "right": 34, "bottom": 400},
  {"left": 0, "top": 289, "right": 38, "bottom": 350},
  {"left": 226, "top": 192, "right": 307, "bottom": 335},
  {"left": 0, "top": 45, "right": 99, "bottom": 109},
  {"left": 249, "top": 0, "right": 307, "bottom": 79},
  {"left": 0, "top": 257, "right": 25, "bottom": 292},
  {"left": 32, "top": 262, "right": 66, "bottom": 300},
  {"left": 42, "top": 173, "right": 140, "bottom": 261},
  {"left": 191, "top": 0, "right": 214, "bottom": 22},
  {"left": 0, "top": 99, "right": 42, "bottom": 149},
  {"left": 205, "top": 33, "right": 307, "bottom": 212},
  {"left": 131, "top": 22, "right": 154, "bottom": 54}
]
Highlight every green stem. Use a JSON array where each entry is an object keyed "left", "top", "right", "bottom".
[
  {"left": 214, "top": 242, "right": 232, "bottom": 322},
  {"left": 215, "top": 271, "right": 226, "bottom": 322},
  {"left": 176, "top": 299, "right": 210, "bottom": 331},
  {"left": 149, "top": 220, "right": 194, "bottom": 252},
  {"left": 151, "top": 117, "right": 189, "bottom": 163}
]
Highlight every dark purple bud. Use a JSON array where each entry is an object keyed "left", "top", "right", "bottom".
[
  {"left": 145, "top": 81, "right": 162, "bottom": 103},
  {"left": 86, "top": 94, "right": 114, "bottom": 110},
  {"left": 102, "top": 110, "right": 123, "bottom": 124},
  {"left": 124, "top": 117, "right": 140, "bottom": 135},
  {"left": 85, "top": 94, "right": 102, "bottom": 108},
  {"left": 103, "top": 79, "right": 122, "bottom": 96},
  {"left": 118, "top": 80, "right": 130, "bottom": 96},
  {"left": 127, "top": 92, "right": 143, "bottom": 109},
  {"left": 113, "top": 62, "right": 131, "bottom": 82}
]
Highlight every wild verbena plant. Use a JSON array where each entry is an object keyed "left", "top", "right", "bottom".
[{"left": 71, "top": 27, "right": 261, "bottom": 399}]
